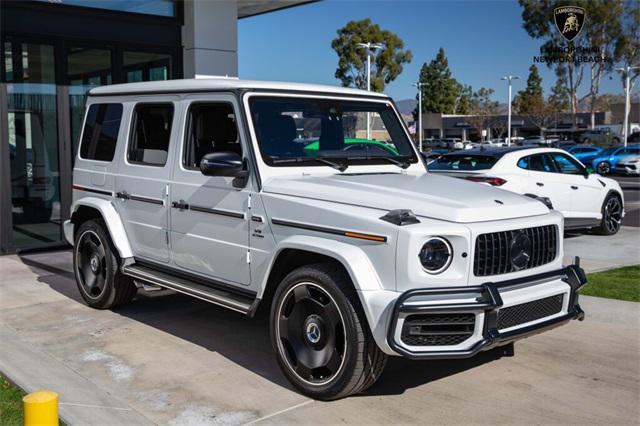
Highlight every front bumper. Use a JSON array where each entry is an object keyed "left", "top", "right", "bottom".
[{"left": 387, "top": 262, "right": 587, "bottom": 359}]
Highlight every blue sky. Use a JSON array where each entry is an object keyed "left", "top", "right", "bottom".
[{"left": 238, "top": 0, "right": 625, "bottom": 101}]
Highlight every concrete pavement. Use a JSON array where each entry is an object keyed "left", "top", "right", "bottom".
[
  {"left": 1, "top": 250, "right": 638, "bottom": 425},
  {"left": 563, "top": 226, "right": 640, "bottom": 272}
]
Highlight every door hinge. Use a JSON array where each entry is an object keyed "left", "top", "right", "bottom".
[
  {"left": 165, "top": 230, "right": 169, "bottom": 245},
  {"left": 246, "top": 250, "right": 251, "bottom": 264},
  {"left": 247, "top": 194, "right": 252, "bottom": 209}
]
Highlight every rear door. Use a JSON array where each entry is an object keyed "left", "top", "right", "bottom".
[
  {"left": 115, "top": 100, "right": 177, "bottom": 263},
  {"left": 169, "top": 94, "right": 251, "bottom": 285}
]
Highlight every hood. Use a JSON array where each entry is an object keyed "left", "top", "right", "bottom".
[{"left": 263, "top": 172, "right": 549, "bottom": 223}]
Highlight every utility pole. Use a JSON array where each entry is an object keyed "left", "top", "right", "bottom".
[
  {"left": 615, "top": 65, "right": 639, "bottom": 147},
  {"left": 501, "top": 75, "right": 519, "bottom": 146},
  {"left": 357, "top": 42, "right": 384, "bottom": 140},
  {"left": 413, "top": 82, "right": 424, "bottom": 152}
]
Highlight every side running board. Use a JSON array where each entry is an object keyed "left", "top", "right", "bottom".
[{"left": 123, "top": 264, "right": 259, "bottom": 316}]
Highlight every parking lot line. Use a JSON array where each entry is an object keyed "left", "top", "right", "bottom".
[{"left": 245, "top": 400, "right": 314, "bottom": 425}]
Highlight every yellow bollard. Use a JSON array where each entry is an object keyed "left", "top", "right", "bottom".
[{"left": 23, "top": 390, "right": 59, "bottom": 426}]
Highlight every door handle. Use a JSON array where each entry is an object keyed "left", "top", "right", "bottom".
[
  {"left": 571, "top": 185, "right": 578, "bottom": 190},
  {"left": 536, "top": 182, "right": 544, "bottom": 187},
  {"left": 116, "top": 191, "right": 130, "bottom": 200},
  {"left": 171, "top": 200, "right": 189, "bottom": 210}
]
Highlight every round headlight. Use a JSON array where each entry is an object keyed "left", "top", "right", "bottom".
[{"left": 419, "top": 237, "right": 453, "bottom": 274}]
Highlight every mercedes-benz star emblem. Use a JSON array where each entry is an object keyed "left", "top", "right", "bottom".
[
  {"left": 306, "top": 322, "right": 321, "bottom": 344},
  {"left": 510, "top": 231, "right": 532, "bottom": 270}
]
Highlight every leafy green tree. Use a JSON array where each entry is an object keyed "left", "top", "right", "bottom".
[
  {"left": 615, "top": 1, "right": 640, "bottom": 96},
  {"left": 455, "top": 83, "right": 473, "bottom": 115},
  {"left": 548, "top": 74, "right": 570, "bottom": 112},
  {"left": 412, "top": 48, "right": 460, "bottom": 118},
  {"left": 514, "top": 64, "right": 544, "bottom": 115},
  {"left": 466, "top": 88, "right": 499, "bottom": 141},
  {"left": 519, "top": 0, "right": 624, "bottom": 128},
  {"left": 331, "top": 19, "right": 412, "bottom": 92}
]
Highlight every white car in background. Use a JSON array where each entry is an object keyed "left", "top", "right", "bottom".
[
  {"left": 428, "top": 147, "right": 625, "bottom": 235},
  {"left": 614, "top": 155, "right": 640, "bottom": 175}
]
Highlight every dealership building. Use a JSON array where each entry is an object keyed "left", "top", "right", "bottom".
[{"left": 0, "top": 0, "right": 311, "bottom": 253}]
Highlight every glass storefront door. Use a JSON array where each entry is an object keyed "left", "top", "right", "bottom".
[
  {"left": 1, "top": 35, "right": 177, "bottom": 253},
  {"left": 67, "top": 47, "right": 112, "bottom": 158},
  {"left": 4, "top": 42, "right": 62, "bottom": 248}
]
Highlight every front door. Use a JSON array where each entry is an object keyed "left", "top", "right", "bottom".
[
  {"left": 522, "top": 153, "right": 573, "bottom": 214},
  {"left": 170, "top": 95, "right": 251, "bottom": 285},
  {"left": 549, "top": 152, "right": 601, "bottom": 218},
  {"left": 115, "top": 100, "right": 177, "bottom": 263}
]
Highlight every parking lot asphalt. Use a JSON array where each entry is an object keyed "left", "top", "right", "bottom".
[{"left": 1, "top": 246, "right": 638, "bottom": 425}]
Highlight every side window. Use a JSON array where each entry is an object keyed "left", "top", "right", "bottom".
[
  {"left": 79, "top": 103, "right": 123, "bottom": 162},
  {"left": 517, "top": 156, "right": 530, "bottom": 170},
  {"left": 528, "top": 154, "right": 557, "bottom": 173},
  {"left": 551, "top": 153, "right": 584, "bottom": 175},
  {"left": 183, "top": 103, "right": 241, "bottom": 169},
  {"left": 128, "top": 104, "right": 174, "bottom": 166}
]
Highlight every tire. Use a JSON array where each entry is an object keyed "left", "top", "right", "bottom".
[
  {"left": 73, "top": 219, "right": 137, "bottom": 309},
  {"left": 270, "top": 263, "right": 387, "bottom": 400},
  {"left": 595, "top": 194, "right": 623, "bottom": 235},
  {"left": 612, "top": 137, "right": 620, "bottom": 144},
  {"left": 596, "top": 161, "right": 611, "bottom": 174},
  {"left": 582, "top": 138, "right": 590, "bottom": 144}
]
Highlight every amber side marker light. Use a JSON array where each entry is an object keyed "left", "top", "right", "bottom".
[{"left": 344, "top": 232, "right": 387, "bottom": 242}]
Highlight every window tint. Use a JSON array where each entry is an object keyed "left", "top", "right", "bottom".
[
  {"left": 128, "top": 104, "right": 174, "bottom": 166},
  {"left": 183, "top": 103, "right": 241, "bottom": 169},
  {"left": 551, "top": 153, "right": 584, "bottom": 174},
  {"left": 517, "top": 156, "right": 529, "bottom": 169},
  {"left": 528, "top": 154, "right": 558, "bottom": 173},
  {"left": 79, "top": 103, "right": 123, "bottom": 161},
  {"left": 428, "top": 154, "right": 498, "bottom": 171}
]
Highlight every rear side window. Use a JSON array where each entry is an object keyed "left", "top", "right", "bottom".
[
  {"left": 524, "top": 154, "right": 558, "bottom": 173},
  {"left": 428, "top": 154, "right": 498, "bottom": 171},
  {"left": 128, "top": 104, "right": 174, "bottom": 166},
  {"left": 79, "top": 103, "right": 123, "bottom": 162}
]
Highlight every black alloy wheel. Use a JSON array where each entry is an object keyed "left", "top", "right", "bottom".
[
  {"left": 73, "top": 219, "right": 136, "bottom": 309},
  {"left": 270, "top": 263, "right": 387, "bottom": 400},
  {"left": 597, "top": 195, "right": 623, "bottom": 235},
  {"left": 597, "top": 161, "right": 611, "bottom": 174},
  {"left": 76, "top": 229, "right": 108, "bottom": 299},
  {"left": 276, "top": 282, "right": 346, "bottom": 385}
]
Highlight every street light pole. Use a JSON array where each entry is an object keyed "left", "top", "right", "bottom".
[
  {"left": 501, "top": 75, "right": 519, "bottom": 146},
  {"left": 615, "top": 65, "right": 639, "bottom": 147},
  {"left": 413, "top": 82, "right": 424, "bottom": 152},
  {"left": 357, "top": 42, "right": 383, "bottom": 140}
]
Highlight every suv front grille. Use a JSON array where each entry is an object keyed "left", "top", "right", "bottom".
[
  {"left": 473, "top": 225, "right": 558, "bottom": 276},
  {"left": 401, "top": 313, "right": 475, "bottom": 346},
  {"left": 497, "top": 294, "right": 564, "bottom": 330}
]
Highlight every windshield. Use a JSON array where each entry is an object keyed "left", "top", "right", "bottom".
[
  {"left": 248, "top": 96, "right": 417, "bottom": 167},
  {"left": 428, "top": 154, "right": 498, "bottom": 171}
]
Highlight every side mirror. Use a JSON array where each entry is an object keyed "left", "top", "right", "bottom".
[{"left": 200, "top": 152, "right": 248, "bottom": 179}]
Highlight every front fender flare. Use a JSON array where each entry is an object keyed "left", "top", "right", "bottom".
[
  {"left": 258, "top": 235, "right": 385, "bottom": 298},
  {"left": 70, "top": 197, "right": 133, "bottom": 259}
]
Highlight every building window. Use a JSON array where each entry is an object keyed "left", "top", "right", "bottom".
[
  {"left": 33, "top": 0, "right": 176, "bottom": 17},
  {"left": 123, "top": 51, "right": 171, "bottom": 83},
  {"left": 79, "top": 103, "right": 123, "bottom": 162},
  {"left": 128, "top": 104, "right": 174, "bottom": 166}
]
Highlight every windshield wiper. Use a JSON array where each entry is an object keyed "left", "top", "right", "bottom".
[
  {"left": 271, "top": 156, "right": 348, "bottom": 172},
  {"left": 347, "top": 155, "right": 412, "bottom": 169}
]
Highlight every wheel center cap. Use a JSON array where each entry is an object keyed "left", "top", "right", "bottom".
[
  {"left": 303, "top": 315, "right": 324, "bottom": 345},
  {"left": 90, "top": 256, "right": 100, "bottom": 273}
]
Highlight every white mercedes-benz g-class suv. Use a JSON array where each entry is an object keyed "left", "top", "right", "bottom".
[{"left": 64, "top": 78, "right": 586, "bottom": 400}]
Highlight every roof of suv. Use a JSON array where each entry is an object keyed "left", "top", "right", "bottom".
[{"left": 89, "top": 78, "right": 389, "bottom": 98}]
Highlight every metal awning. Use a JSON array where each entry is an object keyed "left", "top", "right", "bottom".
[{"left": 237, "top": 0, "right": 317, "bottom": 18}]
